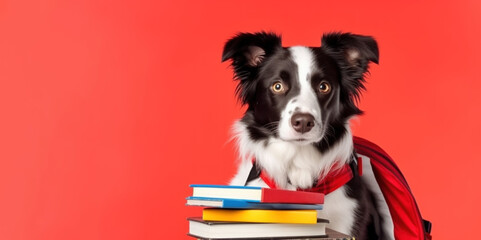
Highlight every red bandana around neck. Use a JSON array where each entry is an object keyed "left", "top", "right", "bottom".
[{"left": 253, "top": 157, "right": 362, "bottom": 195}]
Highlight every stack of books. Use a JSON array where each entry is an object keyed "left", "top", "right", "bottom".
[{"left": 186, "top": 184, "right": 350, "bottom": 239}]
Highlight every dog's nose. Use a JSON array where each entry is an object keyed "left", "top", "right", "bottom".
[{"left": 291, "top": 113, "right": 315, "bottom": 133}]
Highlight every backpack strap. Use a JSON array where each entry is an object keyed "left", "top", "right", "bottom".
[
  {"left": 244, "top": 161, "right": 262, "bottom": 186},
  {"left": 423, "top": 219, "right": 432, "bottom": 239}
]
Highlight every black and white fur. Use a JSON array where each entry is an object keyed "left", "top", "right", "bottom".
[{"left": 222, "top": 32, "right": 384, "bottom": 239}]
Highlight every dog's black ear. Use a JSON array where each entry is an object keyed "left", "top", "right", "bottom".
[
  {"left": 321, "top": 32, "right": 379, "bottom": 116},
  {"left": 222, "top": 32, "right": 282, "bottom": 66},
  {"left": 222, "top": 32, "right": 282, "bottom": 104},
  {"left": 321, "top": 32, "right": 379, "bottom": 77}
]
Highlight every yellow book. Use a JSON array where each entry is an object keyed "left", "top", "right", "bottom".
[{"left": 202, "top": 208, "right": 318, "bottom": 224}]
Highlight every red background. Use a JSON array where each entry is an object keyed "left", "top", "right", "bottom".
[{"left": 1, "top": 0, "right": 480, "bottom": 239}]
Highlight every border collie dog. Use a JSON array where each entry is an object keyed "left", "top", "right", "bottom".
[{"left": 223, "top": 32, "right": 382, "bottom": 239}]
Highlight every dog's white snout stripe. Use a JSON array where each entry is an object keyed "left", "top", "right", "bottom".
[
  {"left": 288, "top": 46, "right": 321, "bottom": 118},
  {"left": 277, "top": 46, "right": 323, "bottom": 142}
]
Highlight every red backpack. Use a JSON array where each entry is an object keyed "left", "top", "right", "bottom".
[{"left": 354, "top": 136, "right": 432, "bottom": 240}]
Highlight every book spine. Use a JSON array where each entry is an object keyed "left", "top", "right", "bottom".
[
  {"left": 202, "top": 209, "right": 318, "bottom": 224},
  {"left": 187, "top": 197, "right": 324, "bottom": 209}
]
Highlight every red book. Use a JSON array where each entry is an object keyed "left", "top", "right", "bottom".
[{"left": 190, "top": 184, "right": 324, "bottom": 204}]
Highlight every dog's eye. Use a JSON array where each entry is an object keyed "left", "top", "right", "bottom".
[
  {"left": 318, "top": 81, "right": 331, "bottom": 94},
  {"left": 271, "top": 81, "right": 286, "bottom": 94}
]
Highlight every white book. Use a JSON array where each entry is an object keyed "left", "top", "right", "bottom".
[
  {"left": 187, "top": 217, "right": 328, "bottom": 239},
  {"left": 190, "top": 184, "right": 324, "bottom": 204}
]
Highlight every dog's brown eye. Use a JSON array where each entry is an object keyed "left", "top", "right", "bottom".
[
  {"left": 271, "top": 81, "right": 286, "bottom": 94},
  {"left": 319, "top": 81, "right": 331, "bottom": 94}
]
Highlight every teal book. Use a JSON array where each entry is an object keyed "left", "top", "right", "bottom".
[{"left": 186, "top": 196, "right": 323, "bottom": 210}]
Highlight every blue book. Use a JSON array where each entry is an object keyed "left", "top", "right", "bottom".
[{"left": 186, "top": 196, "right": 323, "bottom": 210}]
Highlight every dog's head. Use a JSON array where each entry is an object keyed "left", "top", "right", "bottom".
[{"left": 222, "top": 32, "right": 378, "bottom": 150}]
